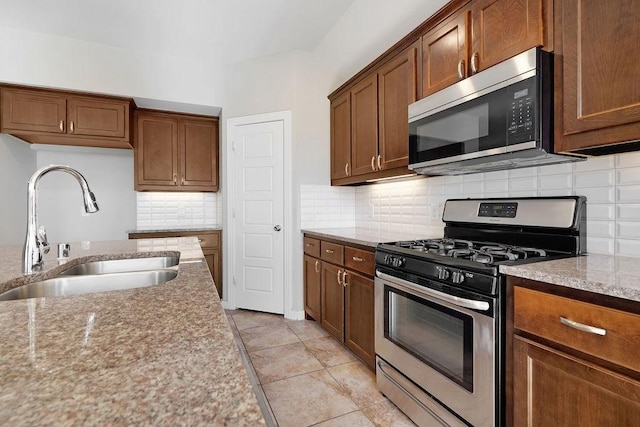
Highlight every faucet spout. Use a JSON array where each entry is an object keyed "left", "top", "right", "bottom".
[{"left": 23, "top": 165, "right": 99, "bottom": 274}]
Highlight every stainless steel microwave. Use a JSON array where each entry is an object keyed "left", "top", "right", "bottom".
[{"left": 408, "top": 47, "right": 583, "bottom": 175}]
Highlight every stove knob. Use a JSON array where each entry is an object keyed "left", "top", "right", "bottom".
[
  {"left": 384, "top": 255, "right": 390, "bottom": 265},
  {"left": 451, "top": 271, "right": 465, "bottom": 284},
  {"left": 392, "top": 257, "right": 405, "bottom": 267},
  {"left": 437, "top": 268, "right": 450, "bottom": 280}
]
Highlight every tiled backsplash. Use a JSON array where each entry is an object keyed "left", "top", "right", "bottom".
[
  {"left": 301, "top": 152, "right": 640, "bottom": 257},
  {"left": 136, "top": 192, "right": 221, "bottom": 229}
]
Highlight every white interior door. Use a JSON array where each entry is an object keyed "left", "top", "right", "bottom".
[{"left": 233, "top": 120, "right": 284, "bottom": 314}]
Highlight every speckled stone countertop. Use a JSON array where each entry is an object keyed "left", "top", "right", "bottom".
[
  {"left": 127, "top": 225, "right": 223, "bottom": 234},
  {"left": 501, "top": 254, "right": 640, "bottom": 303},
  {"left": 0, "top": 238, "right": 264, "bottom": 426},
  {"left": 302, "top": 227, "right": 443, "bottom": 248}
]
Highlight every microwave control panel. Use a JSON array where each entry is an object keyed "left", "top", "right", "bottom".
[{"left": 507, "top": 77, "right": 537, "bottom": 144}]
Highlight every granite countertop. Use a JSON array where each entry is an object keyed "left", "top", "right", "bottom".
[
  {"left": 0, "top": 238, "right": 264, "bottom": 426},
  {"left": 500, "top": 254, "right": 640, "bottom": 303},
  {"left": 128, "top": 225, "right": 223, "bottom": 234},
  {"left": 302, "top": 227, "right": 443, "bottom": 248}
]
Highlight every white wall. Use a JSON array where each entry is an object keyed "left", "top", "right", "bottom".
[
  {"left": 0, "top": 134, "right": 36, "bottom": 245},
  {"left": 35, "top": 146, "right": 136, "bottom": 243}
]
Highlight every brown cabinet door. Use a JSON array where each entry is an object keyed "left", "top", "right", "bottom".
[
  {"left": 1, "top": 88, "right": 66, "bottom": 134},
  {"left": 422, "top": 10, "right": 470, "bottom": 97},
  {"left": 203, "top": 248, "right": 222, "bottom": 299},
  {"left": 321, "top": 262, "right": 345, "bottom": 342},
  {"left": 555, "top": 0, "right": 640, "bottom": 152},
  {"left": 344, "top": 270, "right": 375, "bottom": 369},
  {"left": 180, "top": 117, "right": 219, "bottom": 191},
  {"left": 330, "top": 91, "right": 351, "bottom": 180},
  {"left": 135, "top": 111, "right": 179, "bottom": 189},
  {"left": 513, "top": 336, "right": 640, "bottom": 425},
  {"left": 304, "top": 255, "right": 322, "bottom": 321},
  {"left": 378, "top": 42, "right": 419, "bottom": 171},
  {"left": 471, "top": 0, "right": 544, "bottom": 74},
  {"left": 350, "top": 73, "right": 379, "bottom": 176},
  {"left": 67, "top": 97, "right": 128, "bottom": 138}
]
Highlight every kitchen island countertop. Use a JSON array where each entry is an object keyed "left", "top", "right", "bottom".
[{"left": 0, "top": 238, "right": 264, "bottom": 426}]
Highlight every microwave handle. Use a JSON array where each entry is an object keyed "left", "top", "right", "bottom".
[{"left": 376, "top": 270, "right": 490, "bottom": 312}]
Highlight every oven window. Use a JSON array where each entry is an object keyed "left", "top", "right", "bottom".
[{"left": 384, "top": 285, "right": 474, "bottom": 392}]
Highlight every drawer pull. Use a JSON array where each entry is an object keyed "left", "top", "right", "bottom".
[
  {"left": 305, "top": 243, "right": 314, "bottom": 247},
  {"left": 352, "top": 256, "right": 364, "bottom": 263},
  {"left": 325, "top": 249, "right": 335, "bottom": 254},
  {"left": 560, "top": 317, "right": 606, "bottom": 336},
  {"left": 198, "top": 239, "right": 204, "bottom": 242}
]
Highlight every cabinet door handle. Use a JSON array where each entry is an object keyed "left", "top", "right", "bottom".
[
  {"left": 343, "top": 271, "right": 348, "bottom": 287},
  {"left": 173, "top": 174, "right": 177, "bottom": 185},
  {"left": 181, "top": 176, "right": 185, "bottom": 185},
  {"left": 70, "top": 120, "right": 75, "bottom": 133},
  {"left": 377, "top": 155, "right": 382, "bottom": 170},
  {"left": 315, "top": 260, "right": 320, "bottom": 273},
  {"left": 471, "top": 52, "right": 479, "bottom": 74},
  {"left": 352, "top": 256, "right": 364, "bottom": 263},
  {"left": 59, "top": 120, "right": 65, "bottom": 132},
  {"left": 371, "top": 156, "right": 376, "bottom": 171},
  {"left": 457, "top": 59, "right": 465, "bottom": 80},
  {"left": 345, "top": 162, "right": 350, "bottom": 176},
  {"left": 559, "top": 317, "right": 606, "bottom": 336},
  {"left": 325, "top": 249, "right": 335, "bottom": 254},
  {"left": 337, "top": 269, "right": 343, "bottom": 285}
]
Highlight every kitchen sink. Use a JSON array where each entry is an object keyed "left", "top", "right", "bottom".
[
  {"left": 59, "top": 256, "right": 180, "bottom": 276},
  {"left": 0, "top": 269, "right": 178, "bottom": 301}
]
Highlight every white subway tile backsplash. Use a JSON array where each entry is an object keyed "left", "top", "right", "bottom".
[
  {"left": 616, "top": 239, "right": 640, "bottom": 257},
  {"left": 573, "top": 155, "right": 614, "bottom": 172},
  {"left": 587, "top": 220, "right": 615, "bottom": 238},
  {"left": 588, "top": 204, "right": 615, "bottom": 221},
  {"left": 538, "top": 162, "right": 574, "bottom": 175},
  {"left": 538, "top": 174, "right": 572, "bottom": 190},
  {"left": 573, "top": 170, "right": 615, "bottom": 188},
  {"left": 616, "top": 185, "right": 640, "bottom": 203},
  {"left": 616, "top": 167, "right": 640, "bottom": 186},
  {"left": 616, "top": 152, "right": 640, "bottom": 168},
  {"left": 509, "top": 177, "right": 537, "bottom": 192},
  {"left": 538, "top": 188, "right": 573, "bottom": 197},
  {"left": 617, "top": 221, "right": 640, "bottom": 239},
  {"left": 484, "top": 170, "right": 509, "bottom": 181},
  {"left": 588, "top": 237, "right": 615, "bottom": 255},
  {"left": 576, "top": 187, "right": 615, "bottom": 204},
  {"left": 617, "top": 204, "right": 640, "bottom": 220},
  {"left": 485, "top": 179, "right": 509, "bottom": 193},
  {"left": 509, "top": 168, "right": 537, "bottom": 178}
]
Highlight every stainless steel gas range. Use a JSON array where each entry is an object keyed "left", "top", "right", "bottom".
[{"left": 374, "top": 197, "right": 587, "bottom": 427}]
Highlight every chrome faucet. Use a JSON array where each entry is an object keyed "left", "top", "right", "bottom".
[{"left": 23, "top": 165, "right": 99, "bottom": 274}]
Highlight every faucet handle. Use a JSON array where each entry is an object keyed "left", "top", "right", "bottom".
[{"left": 38, "top": 226, "right": 50, "bottom": 254}]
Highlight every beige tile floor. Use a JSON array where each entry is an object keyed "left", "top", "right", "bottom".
[{"left": 226, "top": 309, "right": 416, "bottom": 427}]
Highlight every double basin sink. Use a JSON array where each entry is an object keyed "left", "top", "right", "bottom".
[{"left": 0, "top": 256, "right": 179, "bottom": 301}]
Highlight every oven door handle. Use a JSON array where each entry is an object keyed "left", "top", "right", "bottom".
[{"left": 376, "top": 270, "right": 490, "bottom": 312}]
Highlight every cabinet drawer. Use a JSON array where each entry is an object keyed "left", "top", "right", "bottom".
[
  {"left": 194, "top": 232, "right": 219, "bottom": 249},
  {"left": 514, "top": 287, "right": 640, "bottom": 372},
  {"left": 304, "top": 237, "right": 320, "bottom": 257},
  {"left": 321, "top": 241, "right": 344, "bottom": 265},
  {"left": 344, "top": 246, "right": 375, "bottom": 276}
]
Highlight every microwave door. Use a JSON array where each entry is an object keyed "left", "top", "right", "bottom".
[{"left": 409, "top": 87, "right": 509, "bottom": 166}]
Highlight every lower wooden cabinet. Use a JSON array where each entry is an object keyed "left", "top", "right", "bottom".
[
  {"left": 303, "top": 233, "right": 375, "bottom": 369},
  {"left": 509, "top": 278, "right": 640, "bottom": 425},
  {"left": 129, "top": 229, "right": 222, "bottom": 298},
  {"left": 514, "top": 336, "right": 640, "bottom": 426}
]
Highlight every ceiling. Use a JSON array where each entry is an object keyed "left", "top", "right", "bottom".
[{"left": 0, "top": 0, "right": 355, "bottom": 65}]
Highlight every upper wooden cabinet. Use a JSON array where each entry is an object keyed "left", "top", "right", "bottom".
[
  {"left": 134, "top": 110, "right": 219, "bottom": 192},
  {"left": 554, "top": 0, "right": 640, "bottom": 154},
  {"left": 329, "top": 43, "right": 419, "bottom": 185},
  {"left": 0, "top": 86, "right": 132, "bottom": 149},
  {"left": 422, "top": 0, "right": 546, "bottom": 97}
]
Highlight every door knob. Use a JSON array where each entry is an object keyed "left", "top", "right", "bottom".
[{"left": 274, "top": 225, "right": 281, "bottom": 231}]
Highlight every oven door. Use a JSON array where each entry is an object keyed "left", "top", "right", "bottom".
[{"left": 375, "top": 270, "right": 496, "bottom": 427}]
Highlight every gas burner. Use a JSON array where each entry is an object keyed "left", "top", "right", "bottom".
[
  {"left": 509, "top": 247, "right": 547, "bottom": 259},
  {"left": 400, "top": 238, "right": 474, "bottom": 254}
]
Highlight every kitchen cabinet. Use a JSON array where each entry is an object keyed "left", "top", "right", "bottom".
[
  {"left": 422, "top": 0, "right": 546, "bottom": 97},
  {"left": 128, "top": 230, "right": 223, "bottom": 298},
  {"left": 329, "top": 43, "right": 419, "bottom": 185},
  {"left": 0, "top": 86, "right": 132, "bottom": 149},
  {"left": 134, "top": 110, "right": 219, "bottom": 192},
  {"left": 303, "top": 234, "right": 375, "bottom": 369},
  {"left": 508, "top": 277, "right": 640, "bottom": 425},
  {"left": 554, "top": 0, "right": 640, "bottom": 154}
]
